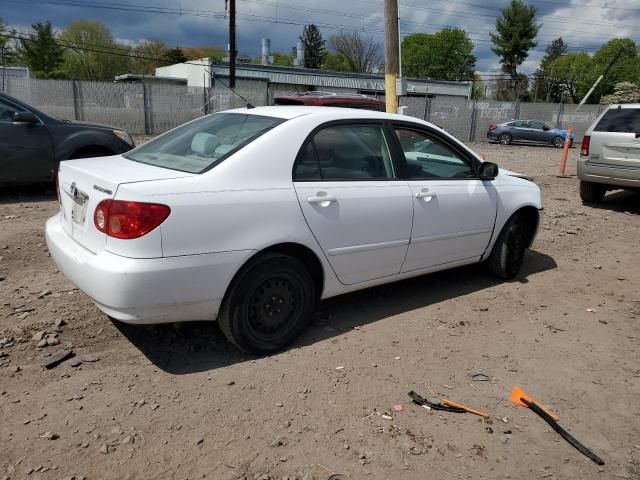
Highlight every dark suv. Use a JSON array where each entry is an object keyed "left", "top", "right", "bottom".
[
  {"left": 274, "top": 91, "right": 385, "bottom": 111},
  {"left": 0, "top": 93, "right": 135, "bottom": 186}
]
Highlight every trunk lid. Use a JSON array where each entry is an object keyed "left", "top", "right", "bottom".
[{"left": 57, "top": 155, "right": 193, "bottom": 254}]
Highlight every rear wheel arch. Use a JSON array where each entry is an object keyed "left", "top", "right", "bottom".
[{"left": 224, "top": 242, "right": 325, "bottom": 306}]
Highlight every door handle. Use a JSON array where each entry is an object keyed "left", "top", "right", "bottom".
[
  {"left": 308, "top": 195, "right": 337, "bottom": 205},
  {"left": 415, "top": 191, "right": 437, "bottom": 201}
]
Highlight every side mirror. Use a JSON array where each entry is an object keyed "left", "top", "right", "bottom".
[
  {"left": 13, "top": 111, "right": 38, "bottom": 124},
  {"left": 479, "top": 161, "right": 499, "bottom": 180},
  {"left": 543, "top": 126, "right": 550, "bottom": 131}
]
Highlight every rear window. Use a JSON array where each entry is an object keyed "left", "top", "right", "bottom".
[
  {"left": 124, "top": 113, "right": 285, "bottom": 173},
  {"left": 594, "top": 108, "right": 640, "bottom": 133}
]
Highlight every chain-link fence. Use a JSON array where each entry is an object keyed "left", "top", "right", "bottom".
[{"left": 2, "top": 77, "right": 606, "bottom": 140}]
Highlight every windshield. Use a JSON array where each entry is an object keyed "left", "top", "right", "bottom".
[{"left": 125, "top": 113, "right": 285, "bottom": 173}]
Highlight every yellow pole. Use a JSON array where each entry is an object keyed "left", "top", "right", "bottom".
[{"left": 384, "top": 0, "right": 399, "bottom": 113}]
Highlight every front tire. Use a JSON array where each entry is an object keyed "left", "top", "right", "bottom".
[
  {"left": 552, "top": 136, "right": 565, "bottom": 148},
  {"left": 487, "top": 214, "right": 528, "bottom": 279},
  {"left": 579, "top": 181, "right": 606, "bottom": 203},
  {"left": 218, "top": 253, "right": 316, "bottom": 355}
]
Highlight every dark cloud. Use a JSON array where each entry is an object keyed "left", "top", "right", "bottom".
[{"left": 2, "top": 0, "right": 639, "bottom": 72}]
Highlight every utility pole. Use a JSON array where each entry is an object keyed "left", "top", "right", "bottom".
[
  {"left": 229, "top": 0, "right": 236, "bottom": 88},
  {"left": 384, "top": 0, "right": 399, "bottom": 114},
  {"left": 577, "top": 47, "right": 625, "bottom": 109}
]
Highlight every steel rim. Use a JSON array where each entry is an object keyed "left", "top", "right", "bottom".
[{"left": 247, "top": 275, "right": 302, "bottom": 341}]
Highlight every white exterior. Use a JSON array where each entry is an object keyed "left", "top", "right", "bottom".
[
  {"left": 155, "top": 58, "right": 213, "bottom": 88},
  {"left": 46, "top": 106, "right": 542, "bottom": 324},
  {"left": 578, "top": 104, "right": 640, "bottom": 189}
]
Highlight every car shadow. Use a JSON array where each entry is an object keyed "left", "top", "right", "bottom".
[
  {"left": 114, "top": 249, "right": 557, "bottom": 375},
  {"left": 584, "top": 189, "right": 640, "bottom": 215},
  {"left": 0, "top": 184, "right": 56, "bottom": 205}
]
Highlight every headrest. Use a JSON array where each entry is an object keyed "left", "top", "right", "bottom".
[{"left": 191, "top": 133, "right": 220, "bottom": 156}]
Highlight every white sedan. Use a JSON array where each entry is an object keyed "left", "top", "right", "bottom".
[{"left": 46, "top": 106, "right": 542, "bottom": 354}]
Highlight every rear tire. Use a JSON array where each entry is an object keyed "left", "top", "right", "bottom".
[
  {"left": 580, "top": 181, "right": 606, "bottom": 203},
  {"left": 218, "top": 253, "right": 316, "bottom": 355},
  {"left": 498, "top": 133, "right": 512, "bottom": 145},
  {"left": 552, "top": 136, "right": 565, "bottom": 148},
  {"left": 487, "top": 214, "right": 528, "bottom": 280}
]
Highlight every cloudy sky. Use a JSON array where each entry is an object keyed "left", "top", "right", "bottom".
[{"left": 1, "top": 0, "right": 639, "bottom": 73}]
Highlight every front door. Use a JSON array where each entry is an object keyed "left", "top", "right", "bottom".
[
  {"left": 0, "top": 98, "right": 55, "bottom": 185},
  {"left": 391, "top": 126, "right": 497, "bottom": 272},
  {"left": 293, "top": 123, "right": 413, "bottom": 285}
]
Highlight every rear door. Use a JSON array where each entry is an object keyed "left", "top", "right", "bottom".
[
  {"left": 590, "top": 107, "right": 640, "bottom": 168},
  {"left": 0, "top": 98, "right": 55, "bottom": 184},
  {"left": 293, "top": 122, "right": 413, "bottom": 285},
  {"left": 508, "top": 121, "right": 527, "bottom": 141}
]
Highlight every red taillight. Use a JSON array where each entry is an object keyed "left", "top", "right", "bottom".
[
  {"left": 489, "top": 124, "right": 497, "bottom": 130},
  {"left": 94, "top": 200, "right": 170, "bottom": 239},
  {"left": 580, "top": 135, "right": 590, "bottom": 156}
]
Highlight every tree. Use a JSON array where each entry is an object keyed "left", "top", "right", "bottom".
[
  {"left": 183, "top": 45, "right": 224, "bottom": 62},
  {"left": 0, "top": 17, "right": 18, "bottom": 67},
  {"left": 129, "top": 40, "right": 168, "bottom": 75},
  {"left": 326, "top": 32, "right": 381, "bottom": 73},
  {"left": 533, "top": 37, "right": 567, "bottom": 102},
  {"left": 323, "top": 52, "right": 351, "bottom": 72},
  {"left": 401, "top": 28, "right": 476, "bottom": 81},
  {"left": 547, "top": 52, "right": 592, "bottom": 103},
  {"left": 301, "top": 24, "right": 326, "bottom": 69},
  {"left": 17, "top": 21, "right": 65, "bottom": 78},
  {"left": 585, "top": 39, "right": 639, "bottom": 103},
  {"left": 60, "top": 20, "right": 129, "bottom": 80},
  {"left": 490, "top": 0, "right": 541, "bottom": 88},
  {"left": 165, "top": 46, "right": 188, "bottom": 64},
  {"left": 602, "top": 82, "right": 640, "bottom": 104}
]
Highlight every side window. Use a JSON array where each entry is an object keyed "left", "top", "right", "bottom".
[
  {"left": 0, "top": 99, "right": 22, "bottom": 123},
  {"left": 293, "top": 141, "right": 322, "bottom": 180},
  {"left": 528, "top": 121, "right": 544, "bottom": 130},
  {"left": 302, "top": 124, "right": 395, "bottom": 180},
  {"left": 394, "top": 128, "right": 475, "bottom": 180}
]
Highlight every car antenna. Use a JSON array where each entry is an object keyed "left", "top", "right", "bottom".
[{"left": 206, "top": 66, "right": 255, "bottom": 109}]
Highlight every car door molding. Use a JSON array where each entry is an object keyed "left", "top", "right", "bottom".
[
  {"left": 411, "top": 228, "right": 493, "bottom": 245},
  {"left": 327, "top": 238, "right": 410, "bottom": 256}
]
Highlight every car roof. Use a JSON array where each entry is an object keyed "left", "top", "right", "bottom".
[{"left": 224, "top": 105, "right": 406, "bottom": 121}]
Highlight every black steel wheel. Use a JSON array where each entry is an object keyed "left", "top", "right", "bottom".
[
  {"left": 218, "top": 253, "right": 315, "bottom": 355},
  {"left": 487, "top": 214, "right": 528, "bottom": 279},
  {"left": 498, "top": 133, "right": 512, "bottom": 145}
]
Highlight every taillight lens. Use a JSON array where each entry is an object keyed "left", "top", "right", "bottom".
[
  {"left": 489, "top": 124, "right": 497, "bottom": 130},
  {"left": 94, "top": 200, "right": 170, "bottom": 239},
  {"left": 581, "top": 135, "right": 590, "bottom": 156}
]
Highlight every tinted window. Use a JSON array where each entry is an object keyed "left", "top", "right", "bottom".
[
  {"left": 528, "top": 121, "right": 546, "bottom": 130},
  {"left": 125, "top": 113, "right": 284, "bottom": 173},
  {"left": 510, "top": 121, "right": 526, "bottom": 127},
  {"left": 395, "top": 128, "right": 475, "bottom": 179},
  {"left": 293, "top": 141, "right": 322, "bottom": 180},
  {"left": 306, "top": 125, "right": 395, "bottom": 180},
  {"left": 0, "top": 99, "right": 23, "bottom": 123},
  {"left": 594, "top": 108, "right": 640, "bottom": 133}
]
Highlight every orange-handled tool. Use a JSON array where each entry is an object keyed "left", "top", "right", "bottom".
[{"left": 441, "top": 399, "right": 490, "bottom": 418}]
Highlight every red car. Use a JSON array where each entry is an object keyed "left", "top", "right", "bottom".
[{"left": 274, "top": 91, "right": 385, "bottom": 111}]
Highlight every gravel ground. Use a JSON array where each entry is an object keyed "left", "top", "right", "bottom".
[{"left": 1, "top": 142, "right": 639, "bottom": 480}]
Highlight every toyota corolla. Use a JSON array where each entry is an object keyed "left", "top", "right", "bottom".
[{"left": 46, "top": 106, "right": 542, "bottom": 354}]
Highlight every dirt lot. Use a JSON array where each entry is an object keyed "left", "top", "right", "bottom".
[{"left": 1, "top": 143, "right": 639, "bottom": 480}]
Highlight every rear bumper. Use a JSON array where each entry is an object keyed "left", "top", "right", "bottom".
[
  {"left": 486, "top": 131, "right": 499, "bottom": 141},
  {"left": 46, "top": 214, "right": 255, "bottom": 324},
  {"left": 577, "top": 157, "right": 640, "bottom": 189}
]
